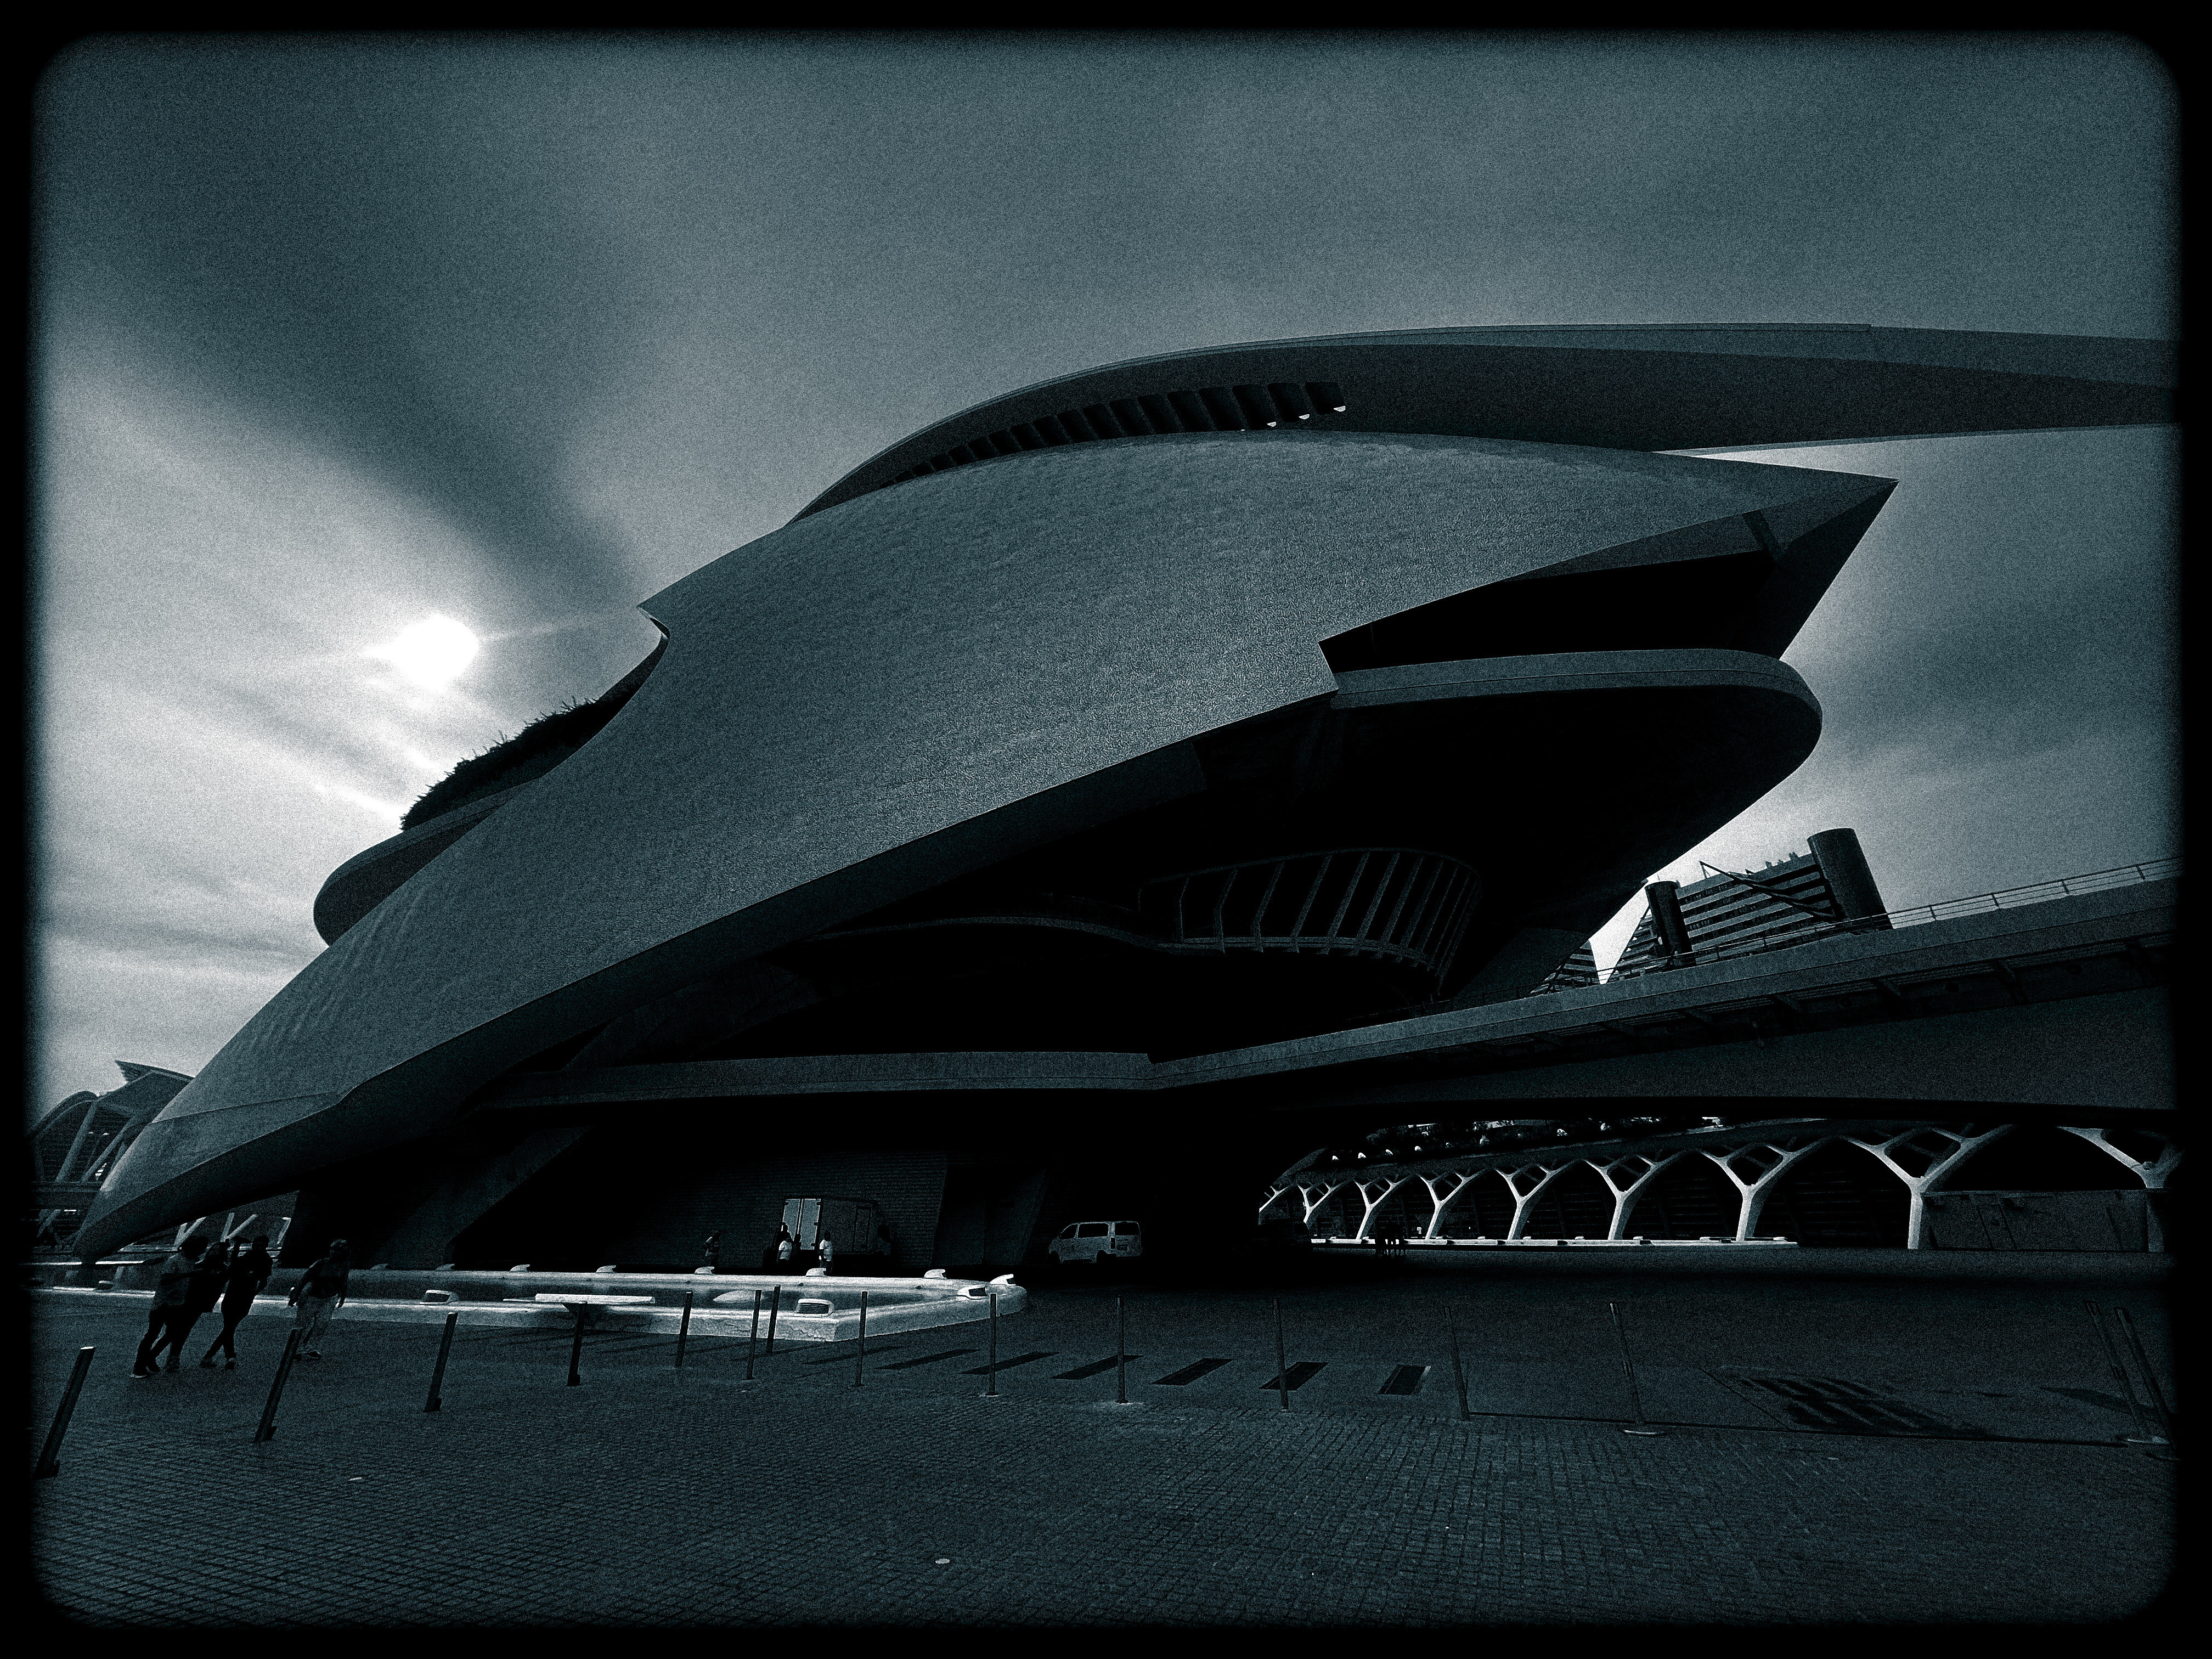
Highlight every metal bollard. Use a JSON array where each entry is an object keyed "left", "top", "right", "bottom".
[
  {"left": 854, "top": 1291, "right": 870, "bottom": 1388},
  {"left": 2086, "top": 1301, "right": 2161, "bottom": 1443},
  {"left": 567, "top": 1306, "right": 587, "bottom": 1387},
  {"left": 424, "top": 1312, "right": 458, "bottom": 1413},
  {"left": 1273, "top": 1298, "right": 1290, "bottom": 1412},
  {"left": 253, "top": 1331, "right": 303, "bottom": 1444},
  {"left": 765, "top": 1288, "right": 780, "bottom": 1357},
  {"left": 1610, "top": 1303, "right": 1661, "bottom": 1435},
  {"left": 984, "top": 1293, "right": 1000, "bottom": 1398},
  {"left": 2113, "top": 1308, "right": 2174, "bottom": 1438},
  {"left": 746, "top": 1289, "right": 761, "bottom": 1380},
  {"left": 34, "top": 1346, "right": 97, "bottom": 1479},
  {"left": 1447, "top": 1321, "right": 1471, "bottom": 1423},
  {"left": 674, "top": 1289, "right": 695, "bottom": 1372},
  {"left": 1115, "top": 1296, "right": 1128, "bottom": 1405}
]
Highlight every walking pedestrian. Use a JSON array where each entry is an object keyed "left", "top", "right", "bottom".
[
  {"left": 201, "top": 1234, "right": 275, "bottom": 1368},
  {"left": 702, "top": 1231, "right": 723, "bottom": 1273},
  {"left": 816, "top": 1232, "right": 835, "bottom": 1274},
  {"left": 775, "top": 1231, "right": 795, "bottom": 1274},
  {"left": 151, "top": 1239, "right": 230, "bottom": 1369},
  {"left": 287, "top": 1239, "right": 352, "bottom": 1359},
  {"left": 132, "top": 1238, "right": 206, "bottom": 1376}
]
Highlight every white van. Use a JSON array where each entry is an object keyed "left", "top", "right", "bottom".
[{"left": 1048, "top": 1220, "right": 1143, "bottom": 1266}]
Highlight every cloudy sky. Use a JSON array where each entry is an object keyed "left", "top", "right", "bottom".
[{"left": 32, "top": 33, "right": 2175, "bottom": 1111}]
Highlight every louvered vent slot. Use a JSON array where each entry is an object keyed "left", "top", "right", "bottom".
[{"left": 888, "top": 381, "right": 1347, "bottom": 483}]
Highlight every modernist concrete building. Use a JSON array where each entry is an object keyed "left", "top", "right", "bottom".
[{"left": 71, "top": 324, "right": 2175, "bottom": 1271}]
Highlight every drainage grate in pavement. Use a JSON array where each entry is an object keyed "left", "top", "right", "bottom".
[
  {"left": 1378, "top": 1365, "right": 1429, "bottom": 1396},
  {"left": 1259, "top": 1363, "right": 1326, "bottom": 1392},
  {"left": 1152, "top": 1358, "right": 1234, "bottom": 1386},
  {"left": 1053, "top": 1356, "right": 1141, "bottom": 1380},
  {"left": 960, "top": 1352, "right": 1057, "bottom": 1375},
  {"left": 878, "top": 1348, "right": 979, "bottom": 1370},
  {"left": 1726, "top": 1374, "right": 1987, "bottom": 1436}
]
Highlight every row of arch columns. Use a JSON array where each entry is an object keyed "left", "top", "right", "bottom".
[{"left": 1259, "top": 1124, "right": 2180, "bottom": 1251}]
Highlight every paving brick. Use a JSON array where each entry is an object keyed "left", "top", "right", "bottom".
[{"left": 30, "top": 1263, "right": 2175, "bottom": 1626}]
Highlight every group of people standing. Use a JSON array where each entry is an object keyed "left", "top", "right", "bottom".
[
  {"left": 130, "top": 1234, "right": 353, "bottom": 1378},
  {"left": 699, "top": 1226, "right": 839, "bottom": 1275}
]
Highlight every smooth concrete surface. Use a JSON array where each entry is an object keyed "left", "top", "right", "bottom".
[
  {"left": 1314, "top": 1237, "right": 1802, "bottom": 1249},
  {"left": 800, "top": 323, "right": 2173, "bottom": 516},
  {"left": 471, "top": 881, "right": 2170, "bottom": 1116},
  {"left": 1165, "top": 878, "right": 2176, "bottom": 1097},
  {"left": 1318, "top": 986, "right": 2171, "bottom": 1111},
  {"left": 1326, "top": 646, "right": 1816, "bottom": 709},
  {"left": 31, "top": 1245, "right": 2175, "bottom": 1626},
  {"left": 36, "top": 1277, "right": 1029, "bottom": 1342},
  {"left": 312, "top": 785, "right": 522, "bottom": 945},
  {"left": 81, "top": 435, "right": 1892, "bottom": 1257}
]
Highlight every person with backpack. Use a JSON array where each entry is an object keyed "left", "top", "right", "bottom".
[
  {"left": 287, "top": 1239, "right": 352, "bottom": 1359},
  {"left": 201, "top": 1234, "right": 276, "bottom": 1368},
  {"left": 132, "top": 1237, "right": 206, "bottom": 1377}
]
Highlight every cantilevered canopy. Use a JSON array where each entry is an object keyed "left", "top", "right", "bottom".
[{"left": 798, "top": 323, "right": 2172, "bottom": 521}]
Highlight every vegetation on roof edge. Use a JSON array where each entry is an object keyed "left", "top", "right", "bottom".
[{"left": 402, "top": 696, "right": 621, "bottom": 830}]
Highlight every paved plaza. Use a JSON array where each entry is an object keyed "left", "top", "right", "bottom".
[{"left": 31, "top": 1250, "right": 2175, "bottom": 1627}]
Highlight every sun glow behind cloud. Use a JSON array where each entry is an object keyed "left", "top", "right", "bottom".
[{"left": 363, "top": 614, "right": 481, "bottom": 690}]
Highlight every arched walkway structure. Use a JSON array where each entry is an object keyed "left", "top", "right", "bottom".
[{"left": 1262, "top": 1116, "right": 2179, "bottom": 1248}]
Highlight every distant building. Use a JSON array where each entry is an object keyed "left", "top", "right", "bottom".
[
  {"left": 1528, "top": 940, "right": 1600, "bottom": 994},
  {"left": 30, "top": 1063, "right": 192, "bottom": 1248},
  {"left": 1611, "top": 827, "right": 1888, "bottom": 977}
]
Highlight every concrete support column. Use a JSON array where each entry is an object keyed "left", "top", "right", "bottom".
[
  {"left": 1350, "top": 1176, "right": 1408, "bottom": 1240},
  {"left": 1295, "top": 1179, "right": 1350, "bottom": 1232},
  {"left": 1846, "top": 1125, "right": 2013, "bottom": 1250},
  {"left": 368, "top": 1125, "right": 594, "bottom": 1268},
  {"left": 1700, "top": 1137, "right": 1829, "bottom": 1240},
  {"left": 1497, "top": 1163, "right": 1575, "bottom": 1240},
  {"left": 1418, "top": 1168, "right": 1483, "bottom": 1237},
  {"left": 1591, "top": 1150, "right": 1684, "bottom": 1239}
]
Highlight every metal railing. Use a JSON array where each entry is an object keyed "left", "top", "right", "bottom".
[{"left": 1561, "top": 856, "right": 2179, "bottom": 990}]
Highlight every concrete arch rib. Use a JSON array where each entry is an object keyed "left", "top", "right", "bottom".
[
  {"left": 78, "top": 431, "right": 1897, "bottom": 1259},
  {"left": 2059, "top": 1125, "right": 2181, "bottom": 1189},
  {"left": 1845, "top": 1125, "right": 2013, "bottom": 1251},
  {"left": 1296, "top": 1178, "right": 1350, "bottom": 1232},
  {"left": 1699, "top": 1136, "right": 1831, "bottom": 1242},
  {"left": 1349, "top": 1176, "right": 1409, "bottom": 1242},
  {"left": 1418, "top": 1168, "right": 1484, "bottom": 1238},
  {"left": 1590, "top": 1150, "right": 1685, "bottom": 1240},
  {"left": 1498, "top": 1163, "right": 1578, "bottom": 1240}
]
